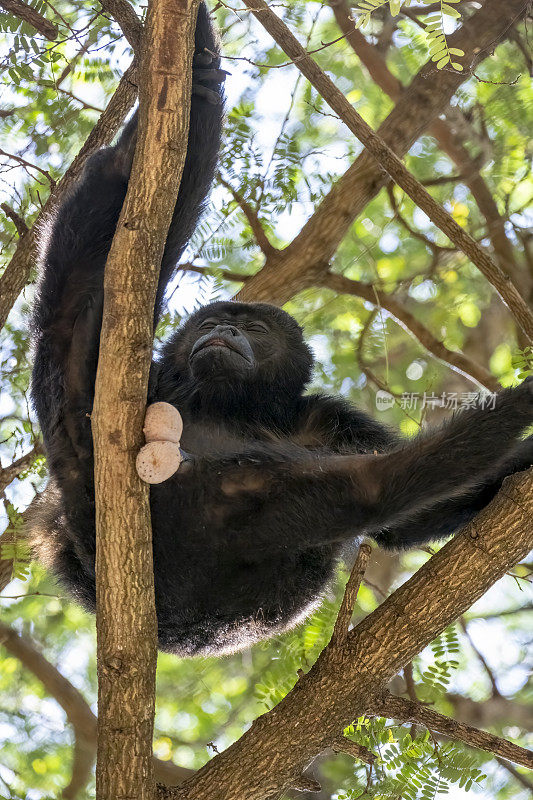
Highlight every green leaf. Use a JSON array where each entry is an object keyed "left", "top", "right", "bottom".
[{"left": 442, "top": 3, "right": 461, "bottom": 16}]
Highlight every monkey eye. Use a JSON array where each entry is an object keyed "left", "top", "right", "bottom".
[
  {"left": 246, "top": 322, "right": 269, "bottom": 333},
  {"left": 198, "top": 318, "right": 218, "bottom": 330}
]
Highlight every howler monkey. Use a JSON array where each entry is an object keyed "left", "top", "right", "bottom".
[{"left": 31, "top": 2, "right": 533, "bottom": 656}]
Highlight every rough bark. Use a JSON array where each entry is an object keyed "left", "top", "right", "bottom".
[
  {"left": 237, "top": 0, "right": 529, "bottom": 309},
  {"left": 91, "top": 0, "right": 199, "bottom": 797},
  {"left": 159, "top": 470, "right": 533, "bottom": 800}
]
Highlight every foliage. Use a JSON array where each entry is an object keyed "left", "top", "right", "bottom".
[
  {"left": 352, "top": 0, "right": 465, "bottom": 70},
  {"left": 339, "top": 720, "right": 486, "bottom": 799}
]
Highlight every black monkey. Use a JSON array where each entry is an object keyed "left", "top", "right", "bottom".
[{"left": 31, "top": 4, "right": 533, "bottom": 656}]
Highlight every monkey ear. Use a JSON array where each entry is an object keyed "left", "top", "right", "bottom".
[{"left": 136, "top": 403, "right": 184, "bottom": 484}]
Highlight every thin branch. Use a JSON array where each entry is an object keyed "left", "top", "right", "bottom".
[
  {"left": 178, "top": 261, "right": 251, "bottom": 283},
  {"left": 372, "top": 693, "right": 533, "bottom": 769},
  {"left": 322, "top": 272, "right": 498, "bottom": 391},
  {"left": 387, "top": 185, "right": 455, "bottom": 254},
  {"left": 330, "top": 541, "right": 371, "bottom": 646},
  {"left": 0, "top": 147, "right": 55, "bottom": 186},
  {"left": 0, "top": 442, "right": 43, "bottom": 494},
  {"left": 1, "top": 202, "right": 29, "bottom": 237},
  {"left": 218, "top": 175, "right": 277, "bottom": 256},
  {"left": 459, "top": 617, "right": 501, "bottom": 697},
  {"left": 240, "top": 0, "right": 533, "bottom": 342},
  {"left": 331, "top": 737, "right": 376, "bottom": 765},
  {"left": 43, "top": 84, "right": 104, "bottom": 112},
  {"left": 55, "top": 34, "right": 92, "bottom": 86},
  {"left": 496, "top": 758, "right": 533, "bottom": 791},
  {"left": 0, "top": 0, "right": 58, "bottom": 39}
]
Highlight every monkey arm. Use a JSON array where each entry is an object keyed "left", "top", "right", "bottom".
[
  {"left": 298, "top": 391, "right": 533, "bottom": 548},
  {"left": 178, "top": 382, "right": 533, "bottom": 552},
  {"left": 31, "top": 2, "right": 224, "bottom": 477},
  {"left": 372, "top": 433, "right": 533, "bottom": 548}
]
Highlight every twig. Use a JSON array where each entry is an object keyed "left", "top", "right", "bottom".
[
  {"left": 179, "top": 261, "right": 251, "bottom": 283},
  {"left": 218, "top": 175, "right": 277, "bottom": 256},
  {"left": 43, "top": 84, "right": 104, "bottom": 112},
  {"left": 496, "top": 757, "right": 533, "bottom": 791},
  {"left": 330, "top": 541, "right": 372, "bottom": 646},
  {"left": 372, "top": 693, "right": 533, "bottom": 769},
  {"left": 0, "top": 148, "right": 55, "bottom": 186},
  {"left": 0, "top": 0, "right": 58, "bottom": 39},
  {"left": 459, "top": 617, "right": 501, "bottom": 697}
]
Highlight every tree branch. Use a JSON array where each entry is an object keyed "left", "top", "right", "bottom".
[
  {"left": 330, "top": 0, "right": 528, "bottom": 296},
  {"left": 371, "top": 694, "right": 533, "bottom": 769},
  {"left": 331, "top": 737, "right": 376, "bottom": 765},
  {"left": 0, "top": 63, "right": 137, "bottom": 331},
  {"left": 0, "top": 442, "right": 43, "bottom": 494},
  {"left": 322, "top": 272, "right": 498, "bottom": 390},
  {"left": 330, "top": 541, "right": 371, "bottom": 646},
  {"left": 0, "top": 0, "right": 58, "bottom": 39},
  {"left": 1, "top": 202, "right": 29, "bottom": 237},
  {"left": 159, "top": 469, "right": 533, "bottom": 800},
  {"left": 238, "top": 0, "right": 533, "bottom": 341},
  {"left": 237, "top": 0, "right": 529, "bottom": 315},
  {"left": 91, "top": 0, "right": 199, "bottom": 796}
]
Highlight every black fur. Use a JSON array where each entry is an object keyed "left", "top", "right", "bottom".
[{"left": 30, "top": 4, "right": 533, "bottom": 656}]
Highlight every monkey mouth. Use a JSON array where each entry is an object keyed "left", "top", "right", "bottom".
[
  {"left": 191, "top": 337, "right": 251, "bottom": 362},
  {"left": 192, "top": 337, "right": 231, "bottom": 355}
]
